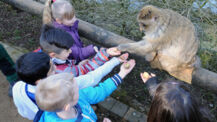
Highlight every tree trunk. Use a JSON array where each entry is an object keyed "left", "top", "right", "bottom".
[
  {"left": 192, "top": 67, "right": 217, "bottom": 93},
  {"left": 1, "top": 0, "right": 217, "bottom": 94},
  {"left": 78, "top": 20, "right": 134, "bottom": 47},
  {"left": 1, "top": 0, "right": 44, "bottom": 15}
]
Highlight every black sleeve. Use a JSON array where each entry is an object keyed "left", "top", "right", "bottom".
[{"left": 145, "top": 77, "right": 160, "bottom": 97}]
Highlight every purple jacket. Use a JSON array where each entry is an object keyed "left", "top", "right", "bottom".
[{"left": 53, "top": 20, "right": 96, "bottom": 62}]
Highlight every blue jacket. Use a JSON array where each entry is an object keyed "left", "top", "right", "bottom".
[{"left": 39, "top": 74, "right": 122, "bottom": 122}]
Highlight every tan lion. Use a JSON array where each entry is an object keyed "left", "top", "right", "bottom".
[{"left": 118, "top": 5, "right": 200, "bottom": 83}]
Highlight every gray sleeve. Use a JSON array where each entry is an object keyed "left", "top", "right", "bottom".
[{"left": 75, "top": 57, "right": 120, "bottom": 89}]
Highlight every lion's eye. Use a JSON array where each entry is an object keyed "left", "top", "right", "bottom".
[{"left": 142, "top": 23, "right": 147, "bottom": 27}]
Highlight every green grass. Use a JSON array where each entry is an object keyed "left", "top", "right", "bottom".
[
  {"left": 198, "top": 49, "right": 217, "bottom": 72},
  {"left": 13, "top": 29, "right": 21, "bottom": 37}
]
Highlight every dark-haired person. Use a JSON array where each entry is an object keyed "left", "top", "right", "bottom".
[
  {"left": 40, "top": 24, "right": 122, "bottom": 77},
  {"left": 12, "top": 52, "right": 56, "bottom": 120},
  {"left": 0, "top": 44, "right": 18, "bottom": 97},
  {"left": 140, "top": 72, "right": 211, "bottom": 122}
]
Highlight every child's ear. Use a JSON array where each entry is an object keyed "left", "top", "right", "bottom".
[
  {"left": 49, "top": 52, "right": 56, "bottom": 58},
  {"left": 35, "top": 79, "right": 41, "bottom": 85}
]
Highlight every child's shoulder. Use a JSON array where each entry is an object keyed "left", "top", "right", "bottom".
[{"left": 13, "top": 81, "right": 26, "bottom": 91}]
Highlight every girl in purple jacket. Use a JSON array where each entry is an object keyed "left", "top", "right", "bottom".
[{"left": 42, "top": 0, "right": 98, "bottom": 62}]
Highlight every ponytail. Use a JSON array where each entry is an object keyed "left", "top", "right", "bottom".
[
  {"left": 43, "top": 0, "right": 75, "bottom": 24},
  {"left": 43, "top": 0, "right": 53, "bottom": 24}
]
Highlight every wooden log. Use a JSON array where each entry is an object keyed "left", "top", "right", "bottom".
[
  {"left": 1, "top": 0, "right": 217, "bottom": 94},
  {"left": 1, "top": 0, "right": 44, "bottom": 16},
  {"left": 192, "top": 67, "right": 217, "bottom": 93},
  {"left": 78, "top": 20, "right": 134, "bottom": 47}
]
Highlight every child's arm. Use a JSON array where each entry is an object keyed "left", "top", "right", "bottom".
[
  {"left": 80, "top": 59, "right": 136, "bottom": 104},
  {"left": 67, "top": 20, "right": 99, "bottom": 62},
  {"left": 69, "top": 44, "right": 96, "bottom": 62},
  {"left": 75, "top": 48, "right": 121, "bottom": 76},
  {"left": 80, "top": 75, "right": 120, "bottom": 104},
  {"left": 74, "top": 57, "right": 120, "bottom": 89},
  {"left": 140, "top": 73, "right": 159, "bottom": 97},
  {"left": 55, "top": 48, "right": 122, "bottom": 76}
]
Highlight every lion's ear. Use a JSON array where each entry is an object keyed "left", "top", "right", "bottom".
[
  {"left": 139, "top": 9, "right": 153, "bottom": 20},
  {"left": 138, "top": 6, "right": 159, "bottom": 21}
]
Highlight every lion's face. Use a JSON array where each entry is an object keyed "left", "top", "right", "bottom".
[{"left": 137, "top": 5, "right": 161, "bottom": 34}]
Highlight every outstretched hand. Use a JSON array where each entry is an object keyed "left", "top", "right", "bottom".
[
  {"left": 118, "top": 53, "right": 129, "bottom": 63},
  {"left": 140, "top": 72, "right": 156, "bottom": 83},
  {"left": 118, "top": 59, "right": 136, "bottom": 79},
  {"left": 106, "top": 47, "right": 121, "bottom": 56}
]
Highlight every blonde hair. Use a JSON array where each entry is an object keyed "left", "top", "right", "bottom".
[
  {"left": 35, "top": 73, "right": 75, "bottom": 111},
  {"left": 43, "top": 0, "right": 75, "bottom": 24}
]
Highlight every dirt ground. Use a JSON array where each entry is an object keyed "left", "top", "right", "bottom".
[{"left": 0, "top": 73, "right": 31, "bottom": 122}]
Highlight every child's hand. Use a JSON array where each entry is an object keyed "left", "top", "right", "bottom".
[
  {"left": 106, "top": 47, "right": 121, "bottom": 56},
  {"left": 103, "top": 118, "right": 111, "bottom": 122},
  {"left": 118, "top": 59, "right": 136, "bottom": 79},
  {"left": 140, "top": 72, "right": 156, "bottom": 83},
  {"left": 118, "top": 53, "right": 129, "bottom": 63}
]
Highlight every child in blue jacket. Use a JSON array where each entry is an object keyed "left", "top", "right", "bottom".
[{"left": 36, "top": 59, "right": 136, "bottom": 122}]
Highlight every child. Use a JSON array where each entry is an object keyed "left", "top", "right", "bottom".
[
  {"left": 42, "top": 0, "right": 98, "bottom": 62},
  {"left": 13, "top": 52, "right": 56, "bottom": 120},
  {"left": 13, "top": 50, "right": 127, "bottom": 120},
  {"left": 140, "top": 72, "right": 211, "bottom": 122},
  {"left": 40, "top": 24, "right": 122, "bottom": 77},
  {"left": 35, "top": 59, "right": 136, "bottom": 122}
]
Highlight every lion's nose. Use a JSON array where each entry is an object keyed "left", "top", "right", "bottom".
[{"left": 139, "top": 27, "right": 143, "bottom": 32}]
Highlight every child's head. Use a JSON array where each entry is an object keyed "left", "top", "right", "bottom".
[
  {"left": 36, "top": 73, "right": 79, "bottom": 112},
  {"left": 43, "top": 0, "right": 76, "bottom": 26},
  {"left": 40, "top": 24, "right": 73, "bottom": 60},
  {"left": 16, "top": 52, "right": 56, "bottom": 85},
  {"left": 148, "top": 82, "right": 210, "bottom": 122}
]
